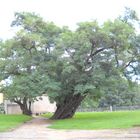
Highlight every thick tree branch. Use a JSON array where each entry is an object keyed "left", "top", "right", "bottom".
[{"left": 123, "top": 59, "right": 136, "bottom": 69}]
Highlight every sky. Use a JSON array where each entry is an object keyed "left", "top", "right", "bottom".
[{"left": 0, "top": 0, "right": 140, "bottom": 40}]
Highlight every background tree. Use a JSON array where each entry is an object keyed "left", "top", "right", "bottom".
[{"left": 99, "top": 80, "right": 140, "bottom": 108}]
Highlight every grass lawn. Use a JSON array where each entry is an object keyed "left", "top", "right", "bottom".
[
  {"left": 43, "top": 110, "right": 140, "bottom": 130},
  {"left": 0, "top": 114, "right": 32, "bottom": 132}
]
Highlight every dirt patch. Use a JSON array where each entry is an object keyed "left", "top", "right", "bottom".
[{"left": 0, "top": 116, "right": 140, "bottom": 140}]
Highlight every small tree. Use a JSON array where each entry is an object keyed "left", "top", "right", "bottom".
[
  {"left": 0, "top": 12, "right": 60, "bottom": 115},
  {"left": 1, "top": 72, "right": 48, "bottom": 115}
]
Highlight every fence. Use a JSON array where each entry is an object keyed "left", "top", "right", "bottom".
[
  {"left": 77, "top": 105, "right": 140, "bottom": 112},
  {"left": 0, "top": 103, "right": 5, "bottom": 114}
]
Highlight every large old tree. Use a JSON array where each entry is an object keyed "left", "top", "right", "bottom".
[
  {"left": 48, "top": 9, "right": 140, "bottom": 119},
  {"left": 0, "top": 8, "right": 140, "bottom": 118}
]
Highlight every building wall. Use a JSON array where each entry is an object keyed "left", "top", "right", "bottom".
[
  {"left": 0, "top": 93, "right": 3, "bottom": 104},
  {"left": 5, "top": 95, "right": 56, "bottom": 114},
  {"left": 32, "top": 96, "right": 56, "bottom": 114},
  {"left": 4, "top": 100, "right": 22, "bottom": 114},
  {"left": 7, "top": 104, "right": 22, "bottom": 114}
]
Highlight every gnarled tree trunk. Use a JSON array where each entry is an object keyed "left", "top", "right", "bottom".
[
  {"left": 19, "top": 101, "right": 32, "bottom": 115},
  {"left": 51, "top": 94, "right": 85, "bottom": 120},
  {"left": 14, "top": 98, "right": 32, "bottom": 115}
]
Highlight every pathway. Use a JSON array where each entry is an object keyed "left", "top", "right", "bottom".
[{"left": 0, "top": 117, "right": 140, "bottom": 140}]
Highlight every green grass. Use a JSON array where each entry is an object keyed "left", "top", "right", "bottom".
[
  {"left": 42, "top": 112, "right": 53, "bottom": 118},
  {"left": 43, "top": 111, "right": 140, "bottom": 130},
  {"left": 0, "top": 114, "right": 32, "bottom": 132}
]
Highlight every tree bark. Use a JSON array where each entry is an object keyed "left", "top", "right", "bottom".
[
  {"left": 19, "top": 102, "right": 32, "bottom": 115},
  {"left": 14, "top": 98, "right": 32, "bottom": 115},
  {"left": 51, "top": 94, "right": 85, "bottom": 120}
]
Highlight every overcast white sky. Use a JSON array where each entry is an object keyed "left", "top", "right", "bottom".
[{"left": 0, "top": 0, "right": 140, "bottom": 39}]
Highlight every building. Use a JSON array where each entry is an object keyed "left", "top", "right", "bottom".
[
  {"left": 0, "top": 94, "right": 56, "bottom": 114},
  {"left": 32, "top": 96, "right": 56, "bottom": 114},
  {"left": 0, "top": 93, "right": 3, "bottom": 104}
]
